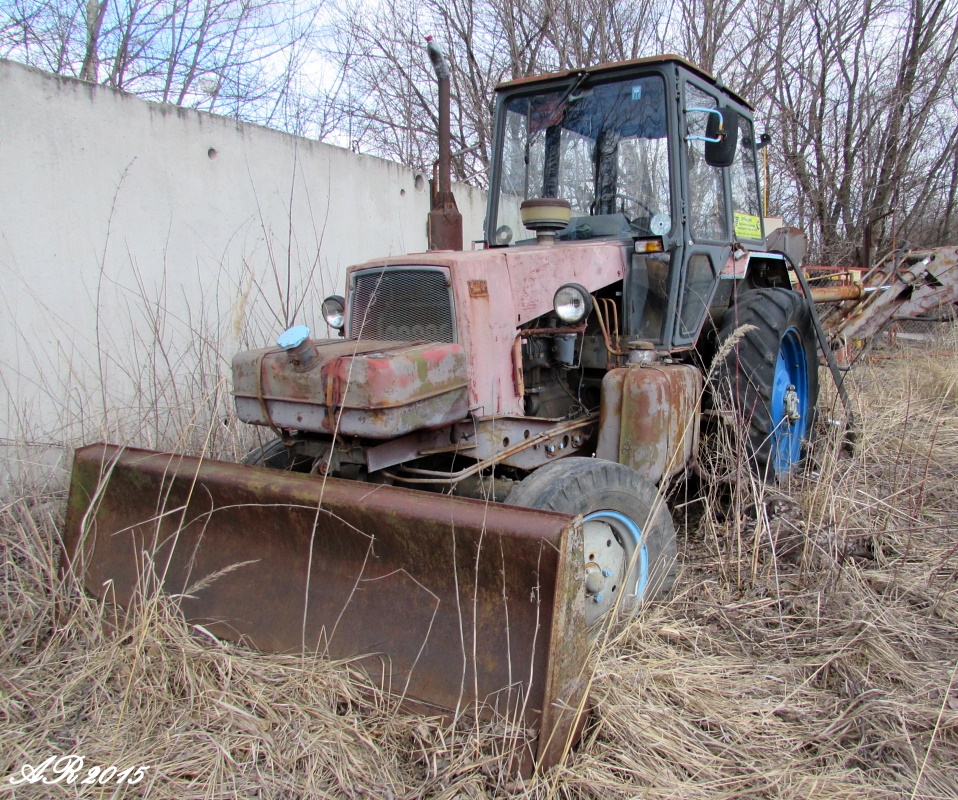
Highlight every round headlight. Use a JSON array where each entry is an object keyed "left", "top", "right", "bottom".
[
  {"left": 322, "top": 295, "right": 345, "bottom": 330},
  {"left": 553, "top": 283, "right": 593, "bottom": 324}
]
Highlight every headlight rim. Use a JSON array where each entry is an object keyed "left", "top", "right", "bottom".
[
  {"left": 322, "top": 295, "right": 346, "bottom": 330},
  {"left": 553, "top": 283, "right": 593, "bottom": 324}
]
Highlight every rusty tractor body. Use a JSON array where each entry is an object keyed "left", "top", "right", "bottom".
[{"left": 63, "top": 53, "right": 942, "bottom": 773}]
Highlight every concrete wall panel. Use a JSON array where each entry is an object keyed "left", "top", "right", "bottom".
[{"left": 0, "top": 59, "right": 486, "bottom": 479}]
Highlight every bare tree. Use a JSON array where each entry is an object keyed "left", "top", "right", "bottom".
[
  {"left": 1, "top": 0, "right": 324, "bottom": 128},
  {"left": 762, "top": 0, "right": 958, "bottom": 262},
  {"left": 5, "top": 0, "right": 957, "bottom": 257},
  {"left": 322, "top": 0, "right": 670, "bottom": 184}
]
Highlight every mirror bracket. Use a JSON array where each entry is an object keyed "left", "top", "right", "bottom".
[{"left": 685, "top": 107, "right": 726, "bottom": 144}]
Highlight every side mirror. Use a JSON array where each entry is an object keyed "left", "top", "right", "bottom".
[
  {"left": 687, "top": 106, "right": 739, "bottom": 167},
  {"left": 704, "top": 106, "right": 739, "bottom": 167}
]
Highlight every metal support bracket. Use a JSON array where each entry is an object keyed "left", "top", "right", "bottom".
[{"left": 774, "top": 249, "right": 858, "bottom": 452}]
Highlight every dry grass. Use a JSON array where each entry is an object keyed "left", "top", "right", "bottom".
[{"left": 2, "top": 332, "right": 957, "bottom": 798}]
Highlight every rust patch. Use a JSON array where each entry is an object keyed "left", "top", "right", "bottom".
[{"left": 468, "top": 279, "right": 489, "bottom": 298}]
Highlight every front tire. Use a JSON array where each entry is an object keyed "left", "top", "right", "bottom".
[
  {"left": 713, "top": 288, "right": 819, "bottom": 480},
  {"left": 506, "top": 458, "right": 677, "bottom": 627},
  {"left": 242, "top": 438, "right": 314, "bottom": 472}
]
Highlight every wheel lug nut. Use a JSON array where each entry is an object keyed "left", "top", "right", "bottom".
[
  {"left": 592, "top": 593, "right": 604, "bottom": 603},
  {"left": 602, "top": 569, "right": 612, "bottom": 578}
]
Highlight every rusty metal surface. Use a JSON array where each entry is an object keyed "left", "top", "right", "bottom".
[
  {"left": 233, "top": 340, "right": 469, "bottom": 438},
  {"left": 808, "top": 284, "right": 866, "bottom": 303},
  {"left": 428, "top": 195, "right": 463, "bottom": 252},
  {"left": 465, "top": 415, "right": 596, "bottom": 470},
  {"left": 364, "top": 427, "right": 464, "bottom": 473},
  {"left": 427, "top": 43, "right": 462, "bottom": 252},
  {"left": 378, "top": 416, "right": 599, "bottom": 487},
  {"left": 61, "top": 444, "right": 589, "bottom": 772},
  {"left": 596, "top": 365, "right": 701, "bottom": 483},
  {"left": 820, "top": 247, "right": 958, "bottom": 342}
]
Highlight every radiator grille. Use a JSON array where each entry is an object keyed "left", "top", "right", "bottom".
[{"left": 349, "top": 268, "right": 455, "bottom": 342}]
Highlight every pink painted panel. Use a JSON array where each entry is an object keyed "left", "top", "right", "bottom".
[
  {"left": 505, "top": 241, "right": 627, "bottom": 324},
  {"left": 342, "top": 242, "right": 628, "bottom": 419},
  {"left": 447, "top": 250, "right": 525, "bottom": 416}
]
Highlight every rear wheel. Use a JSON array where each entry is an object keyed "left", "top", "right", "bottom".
[
  {"left": 713, "top": 288, "right": 819, "bottom": 480},
  {"left": 506, "top": 458, "right": 677, "bottom": 627}
]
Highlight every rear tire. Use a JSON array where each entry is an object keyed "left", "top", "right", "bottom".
[
  {"left": 506, "top": 457, "right": 676, "bottom": 626},
  {"left": 713, "top": 288, "right": 819, "bottom": 480}
]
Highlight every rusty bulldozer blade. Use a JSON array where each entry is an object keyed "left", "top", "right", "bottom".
[{"left": 61, "top": 444, "right": 589, "bottom": 773}]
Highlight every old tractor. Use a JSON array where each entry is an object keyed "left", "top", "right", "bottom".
[{"left": 64, "top": 54, "right": 854, "bottom": 772}]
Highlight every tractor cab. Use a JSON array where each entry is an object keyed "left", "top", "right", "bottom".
[{"left": 485, "top": 55, "right": 766, "bottom": 350}]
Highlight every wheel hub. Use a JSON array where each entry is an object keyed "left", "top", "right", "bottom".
[
  {"left": 582, "top": 519, "right": 626, "bottom": 625},
  {"left": 771, "top": 327, "right": 810, "bottom": 474},
  {"left": 783, "top": 384, "right": 801, "bottom": 423}
]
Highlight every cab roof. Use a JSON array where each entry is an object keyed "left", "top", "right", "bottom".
[{"left": 495, "top": 54, "right": 751, "bottom": 110}]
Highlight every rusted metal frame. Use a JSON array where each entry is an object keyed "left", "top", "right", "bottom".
[
  {"left": 827, "top": 248, "right": 958, "bottom": 342},
  {"left": 383, "top": 414, "right": 599, "bottom": 485},
  {"left": 858, "top": 247, "right": 899, "bottom": 287},
  {"left": 364, "top": 428, "right": 463, "bottom": 473},
  {"left": 467, "top": 415, "right": 593, "bottom": 470}
]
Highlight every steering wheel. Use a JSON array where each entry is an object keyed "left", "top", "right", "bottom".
[{"left": 615, "top": 192, "right": 655, "bottom": 218}]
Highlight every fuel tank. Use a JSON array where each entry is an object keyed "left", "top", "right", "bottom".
[{"left": 596, "top": 363, "right": 702, "bottom": 483}]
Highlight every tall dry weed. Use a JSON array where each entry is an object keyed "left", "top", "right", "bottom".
[{"left": 2, "top": 331, "right": 957, "bottom": 798}]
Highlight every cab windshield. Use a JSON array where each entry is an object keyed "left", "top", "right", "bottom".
[{"left": 491, "top": 73, "right": 671, "bottom": 245}]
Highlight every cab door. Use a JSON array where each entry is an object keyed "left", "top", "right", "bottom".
[{"left": 671, "top": 80, "right": 734, "bottom": 347}]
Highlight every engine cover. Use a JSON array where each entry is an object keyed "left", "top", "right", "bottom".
[{"left": 233, "top": 340, "right": 469, "bottom": 438}]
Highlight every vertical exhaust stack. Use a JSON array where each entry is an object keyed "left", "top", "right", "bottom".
[{"left": 426, "top": 36, "right": 463, "bottom": 251}]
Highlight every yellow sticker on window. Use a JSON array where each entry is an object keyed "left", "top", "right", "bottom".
[{"left": 734, "top": 212, "right": 763, "bottom": 240}]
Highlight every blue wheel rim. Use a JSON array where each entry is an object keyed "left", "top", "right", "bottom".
[
  {"left": 584, "top": 510, "right": 648, "bottom": 598},
  {"left": 771, "top": 326, "right": 809, "bottom": 475}
]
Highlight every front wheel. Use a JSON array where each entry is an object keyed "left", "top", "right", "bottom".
[
  {"left": 242, "top": 438, "right": 315, "bottom": 472},
  {"left": 505, "top": 458, "right": 677, "bottom": 627}
]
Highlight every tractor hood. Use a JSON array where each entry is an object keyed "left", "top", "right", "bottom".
[{"left": 342, "top": 240, "right": 629, "bottom": 417}]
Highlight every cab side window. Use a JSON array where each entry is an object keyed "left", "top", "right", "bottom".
[
  {"left": 685, "top": 84, "right": 728, "bottom": 242},
  {"left": 730, "top": 116, "right": 764, "bottom": 241}
]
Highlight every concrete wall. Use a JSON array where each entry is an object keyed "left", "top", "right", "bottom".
[{"left": 0, "top": 59, "right": 486, "bottom": 479}]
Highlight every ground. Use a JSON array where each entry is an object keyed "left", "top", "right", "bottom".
[{"left": 1, "top": 332, "right": 956, "bottom": 799}]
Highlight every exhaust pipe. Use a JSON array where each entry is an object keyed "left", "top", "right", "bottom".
[{"left": 426, "top": 36, "right": 463, "bottom": 251}]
